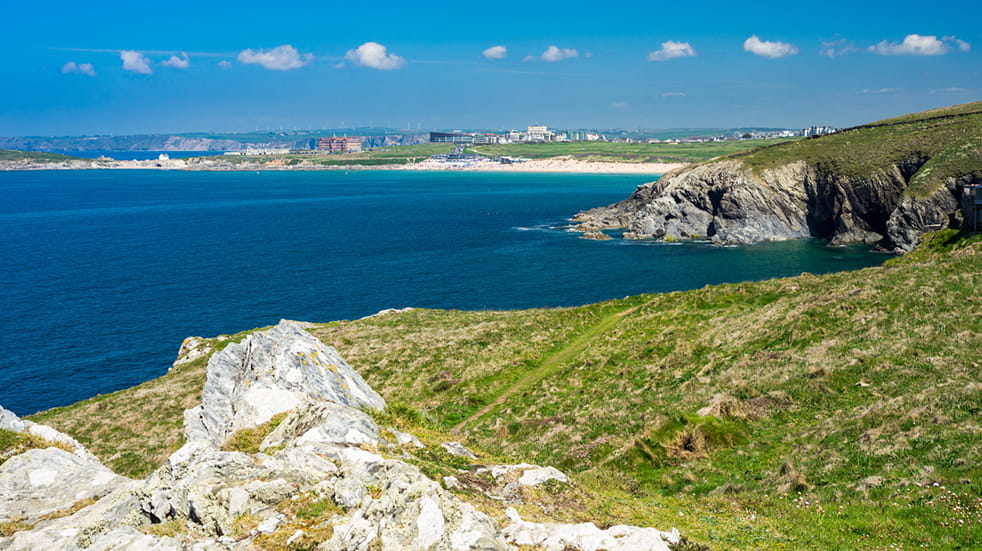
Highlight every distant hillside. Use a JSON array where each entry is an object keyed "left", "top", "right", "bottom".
[
  {"left": 575, "top": 101, "right": 982, "bottom": 252},
  {"left": 0, "top": 132, "right": 429, "bottom": 153},
  {"left": 0, "top": 149, "right": 85, "bottom": 162}
]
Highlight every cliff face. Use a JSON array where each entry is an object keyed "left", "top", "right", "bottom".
[{"left": 574, "top": 158, "right": 968, "bottom": 252}]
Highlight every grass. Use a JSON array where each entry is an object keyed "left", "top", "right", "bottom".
[
  {"left": 0, "top": 428, "right": 74, "bottom": 465},
  {"left": 221, "top": 412, "right": 288, "bottom": 453},
  {"left": 200, "top": 140, "right": 797, "bottom": 168},
  {"left": 25, "top": 233, "right": 981, "bottom": 549},
  {"left": 732, "top": 101, "right": 982, "bottom": 198},
  {"left": 0, "top": 149, "right": 86, "bottom": 162},
  {"left": 469, "top": 139, "right": 795, "bottom": 164},
  {"left": 200, "top": 144, "right": 455, "bottom": 167}
]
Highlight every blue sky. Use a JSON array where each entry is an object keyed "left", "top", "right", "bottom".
[{"left": 3, "top": 0, "right": 980, "bottom": 136}]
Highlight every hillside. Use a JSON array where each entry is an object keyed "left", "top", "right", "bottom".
[
  {"left": 0, "top": 149, "right": 85, "bottom": 162},
  {"left": 470, "top": 138, "right": 794, "bottom": 164},
  {"left": 26, "top": 230, "right": 982, "bottom": 550},
  {"left": 574, "top": 102, "right": 982, "bottom": 252}
]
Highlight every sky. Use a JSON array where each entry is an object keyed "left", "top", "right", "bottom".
[{"left": 2, "top": 0, "right": 980, "bottom": 136}]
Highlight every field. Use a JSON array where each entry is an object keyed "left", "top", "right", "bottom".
[
  {"left": 207, "top": 143, "right": 455, "bottom": 166},
  {"left": 205, "top": 140, "right": 794, "bottom": 167},
  {"left": 25, "top": 230, "right": 982, "bottom": 550},
  {"left": 0, "top": 149, "right": 84, "bottom": 162},
  {"left": 470, "top": 139, "right": 795, "bottom": 164},
  {"left": 733, "top": 101, "right": 982, "bottom": 198}
]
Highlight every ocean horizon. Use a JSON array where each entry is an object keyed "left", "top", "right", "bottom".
[{"left": 0, "top": 169, "right": 890, "bottom": 415}]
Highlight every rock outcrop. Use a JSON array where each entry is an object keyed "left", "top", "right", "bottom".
[
  {"left": 183, "top": 320, "right": 384, "bottom": 447},
  {"left": 574, "top": 158, "right": 969, "bottom": 252},
  {"left": 0, "top": 320, "right": 680, "bottom": 550},
  {"left": 0, "top": 406, "right": 133, "bottom": 526}
]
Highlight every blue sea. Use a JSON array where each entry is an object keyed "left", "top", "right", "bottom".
[{"left": 0, "top": 170, "right": 890, "bottom": 415}]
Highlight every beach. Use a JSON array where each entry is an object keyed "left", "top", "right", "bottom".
[
  {"left": 401, "top": 158, "right": 686, "bottom": 174},
  {"left": 0, "top": 156, "right": 687, "bottom": 174}
]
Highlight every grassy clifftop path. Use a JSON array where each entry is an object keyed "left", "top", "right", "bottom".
[{"left": 26, "top": 230, "right": 982, "bottom": 549}]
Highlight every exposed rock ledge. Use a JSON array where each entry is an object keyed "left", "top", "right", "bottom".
[
  {"left": 0, "top": 320, "right": 679, "bottom": 550},
  {"left": 573, "top": 159, "right": 973, "bottom": 252}
]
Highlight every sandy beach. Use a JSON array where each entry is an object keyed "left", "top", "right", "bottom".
[
  {"left": 0, "top": 157, "right": 687, "bottom": 175},
  {"left": 400, "top": 158, "right": 686, "bottom": 174}
]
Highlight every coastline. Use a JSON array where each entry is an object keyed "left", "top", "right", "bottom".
[{"left": 0, "top": 157, "right": 687, "bottom": 175}]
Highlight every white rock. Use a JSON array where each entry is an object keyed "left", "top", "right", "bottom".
[
  {"left": 416, "top": 495, "right": 446, "bottom": 549},
  {"left": 443, "top": 476, "right": 461, "bottom": 489},
  {"left": 441, "top": 442, "right": 478, "bottom": 459},
  {"left": 262, "top": 401, "right": 380, "bottom": 450},
  {"left": 84, "top": 527, "right": 183, "bottom": 550},
  {"left": 503, "top": 507, "right": 680, "bottom": 551},
  {"left": 0, "top": 404, "right": 96, "bottom": 461},
  {"left": 254, "top": 513, "right": 285, "bottom": 535},
  {"left": 0, "top": 448, "right": 131, "bottom": 523},
  {"left": 518, "top": 466, "right": 569, "bottom": 487},
  {"left": 389, "top": 428, "right": 425, "bottom": 448},
  {"left": 183, "top": 319, "right": 385, "bottom": 447}
]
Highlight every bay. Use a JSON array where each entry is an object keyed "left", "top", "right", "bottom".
[{"left": 0, "top": 169, "right": 889, "bottom": 415}]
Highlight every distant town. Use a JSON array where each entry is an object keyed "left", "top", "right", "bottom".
[
  {"left": 221, "top": 124, "right": 841, "bottom": 156},
  {"left": 428, "top": 124, "right": 840, "bottom": 145}
]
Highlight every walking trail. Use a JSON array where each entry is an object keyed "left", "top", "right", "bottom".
[{"left": 451, "top": 301, "right": 648, "bottom": 433}]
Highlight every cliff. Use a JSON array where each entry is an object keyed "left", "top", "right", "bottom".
[{"left": 574, "top": 102, "right": 982, "bottom": 252}]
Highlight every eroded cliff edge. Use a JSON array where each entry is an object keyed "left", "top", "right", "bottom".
[{"left": 574, "top": 102, "right": 982, "bottom": 252}]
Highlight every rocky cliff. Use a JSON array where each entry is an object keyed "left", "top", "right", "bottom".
[
  {"left": 574, "top": 103, "right": 982, "bottom": 252},
  {"left": 0, "top": 320, "right": 680, "bottom": 550}
]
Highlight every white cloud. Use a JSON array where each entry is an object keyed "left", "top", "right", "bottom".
[
  {"left": 858, "top": 88, "right": 900, "bottom": 94},
  {"left": 869, "top": 34, "right": 948, "bottom": 56},
  {"left": 238, "top": 45, "right": 313, "bottom": 70},
  {"left": 522, "top": 55, "right": 536, "bottom": 62},
  {"left": 661, "top": 92, "right": 686, "bottom": 97},
  {"left": 743, "top": 35, "right": 799, "bottom": 59},
  {"left": 611, "top": 101, "right": 629, "bottom": 108},
  {"left": 61, "top": 61, "right": 95, "bottom": 76},
  {"left": 161, "top": 53, "right": 190, "bottom": 69},
  {"left": 647, "top": 40, "right": 696, "bottom": 61},
  {"left": 930, "top": 87, "right": 972, "bottom": 94},
  {"left": 943, "top": 36, "right": 971, "bottom": 52},
  {"left": 820, "top": 39, "right": 857, "bottom": 58},
  {"left": 540, "top": 45, "right": 578, "bottom": 62},
  {"left": 482, "top": 45, "right": 507, "bottom": 60},
  {"left": 120, "top": 50, "right": 152, "bottom": 74},
  {"left": 343, "top": 42, "right": 406, "bottom": 70},
  {"left": 217, "top": 60, "right": 232, "bottom": 70}
]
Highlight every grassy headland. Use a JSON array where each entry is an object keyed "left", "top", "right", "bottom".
[
  {"left": 0, "top": 149, "right": 86, "bottom": 162},
  {"left": 470, "top": 139, "right": 795, "bottom": 164},
  {"left": 25, "top": 230, "right": 981, "bottom": 549},
  {"left": 732, "top": 101, "right": 982, "bottom": 198},
  {"left": 203, "top": 144, "right": 455, "bottom": 167}
]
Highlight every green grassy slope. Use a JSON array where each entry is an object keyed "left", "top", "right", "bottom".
[
  {"left": 469, "top": 139, "right": 795, "bottom": 164},
  {"left": 0, "top": 149, "right": 86, "bottom": 162},
  {"left": 733, "top": 101, "right": 982, "bottom": 198},
  {"left": 200, "top": 144, "right": 454, "bottom": 166},
  {"left": 26, "top": 231, "right": 981, "bottom": 549}
]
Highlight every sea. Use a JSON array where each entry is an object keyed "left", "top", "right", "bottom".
[{"left": 0, "top": 168, "right": 891, "bottom": 415}]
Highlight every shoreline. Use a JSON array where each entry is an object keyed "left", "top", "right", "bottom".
[{"left": 0, "top": 158, "right": 687, "bottom": 175}]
